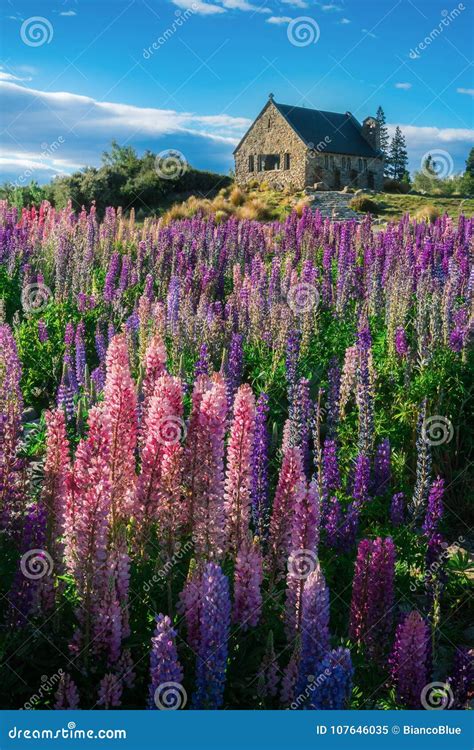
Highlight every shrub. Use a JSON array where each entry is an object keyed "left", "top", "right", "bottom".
[
  {"left": 415, "top": 204, "right": 441, "bottom": 223},
  {"left": 349, "top": 195, "right": 379, "bottom": 214},
  {"left": 383, "top": 179, "right": 410, "bottom": 194},
  {"left": 229, "top": 186, "right": 246, "bottom": 207}
]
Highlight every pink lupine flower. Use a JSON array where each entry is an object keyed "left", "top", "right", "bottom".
[
  {"left": 42, "top": 408, "right": 70, "bottom": 544},
  {"left": 225, "top": 384, "right": 256, "bottom": 552},
  {"left": 103, "top": 334, "right": 138, "bottom": 528},
  {"left": 268, "top": 446, "right": 305, "bottom": 577},
  {"left": 141, "top": 333, "right": 167, "bottom": 415},
  {"left": 187, "top": 374, "right": 227, "bottom": 559},
  {"left": 97, "top": 673, "right": 123, "bottom": 708},
  {"left": 64, "top": 406, "right": 112, "bottom": 653},
  {"left": 233, "top": 539, "right": 263, "bottom": 630},
  {"left": 54, "top": 672, "right": 80, "bottom": 709},
  {"left": 285, "top": 478, "right": 321, "bottom": 634}
]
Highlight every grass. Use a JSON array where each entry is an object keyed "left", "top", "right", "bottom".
[{"left": 370, "top": 193, "right": 474, "bottom": 221}]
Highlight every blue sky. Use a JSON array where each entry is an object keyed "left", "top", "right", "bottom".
[{"left": 0, "top": 0, "right": 473, "bottom": 183}]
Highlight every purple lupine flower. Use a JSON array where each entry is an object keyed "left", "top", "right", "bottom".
[
  {"left": 422, "top": 477, "right": 444, "bottom": 538},
  {"left": 54, "top": 673, "right": 80, "bottom": 709},
  {"left": 98, "top": 674, "right": 123, "bottom": 708},
  {"left": 308, "top": 648, "right": 353, "bottom": 710},
  {"left": 364, "top": 537, "right": 396, "bottom": 660},
  {"left": 297, "top": 566, "right": 330, "bottom": 698},
  {"left": 257, "top": 631, "right": 280, "bottom": 700},
  {"left": 390, "top": 492, "right": 405, "bottom": 526},
  {"left": 447, "top": 647, "right": 474, "bottom": 709},
  {"left": 322, "top": 439, "right": 341, "bottom": 495},
  {"left": 326, "top": 359, "right": 341, "bottom": 436},
  {"left": 166, "top": 276, "right": 180, "bottom": 335},
  {"left": 286, "top": 328, "right": 300, "bottom": 419},
  {"left": 37, "top": 320, "right": 48, "bottom": 343},
  {"left": 75, "top": 321, "right": 86, "bottom": 388},
  {"left": 195, "top": 343, "right": 211, "bottom": 377},
  {"left": 233, "top": 541, "right": 263, "bottom": 630},
  {"left": 352, "top": 453, "right": 371, "bottom": 505},
  {"left": 410, "top": 401, "right": 432, "bottom": 519},
  {"left": 7, "top": 502, "right": 48, "bottom": 626},
  {"left": 390, "top": 611, "right": 430, "bottom": 708},
  {"left": 280, "top": 645, "right": 300, "bottom": 707},
  {"left": 148, "top": 614, "right": 184, "bottom": 709},
  {"left": 104, "top": 251, "right": 120, "bottom": 303},
  {"left": 394, "top": 326, "right": 409, "bottom": 358},
  {"left": 291, "top": 377, "right": 312, "bottom": 473},
  {"left": 251, "top": 392, "right": 270, "bottom": 539},
  {"left": 226, "top": 333, "right": 243, "bottom": 410},
  {"left": 192, "top": 563, "right": 231, "bottom": 709},
  {"left": 373, "top": 438, "right": 391, "bottom": 495}
]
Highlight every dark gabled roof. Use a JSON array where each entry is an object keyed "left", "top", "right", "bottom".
[
  {"left": 233, "top": 99, "right": 381, "bottom": 158},
  {"left": 274, "top": 101, "right": 380, "bottom": 158}
]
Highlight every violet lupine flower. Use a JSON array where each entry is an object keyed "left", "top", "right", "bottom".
[
  {"left": 394, "top": 326, "right": 409, "bottom": 358},
  {"left": 75, "top": 320, "right": 86, "bottom": 388},
  {"left": 285, "top": 328, "right": 300, "bottom": 419},
  {"left": 297, "top": 566, "right": 330, "bottom": 698},
  {"left": 286, "top": 479, "right": 320, "bottom": 634},
  {"left": 352, "top": 453, "right": 371, "bottom": 505},
  {"left": 326, "top": 359, "right": 341, "bottom": 437},
  {"left": 422, "top": 477, "right": 444, "bottom": 538},
  {"left": 268, "top": 446, "right": 305, "bottom": 577},
  {"left": 224, "top": 384, "right": 256, "bottom": 552},
  {"left": 0, "top": 324, "right": 23, "bottom": 520},
  {"left": 373, "top": 438, "right": 391, "bottom": 495},
  {"left": 390, "top": 611, "right": 430, "bottom": 708},
  {"left": 166, "top": 275, "right": 180, "bottom": 335},
  {"left": 449, "top": 307, "right": 468, "bottom": 353},
  {"left": 192, "top": 563, "right": 231, "bottom": 709},
  {"left": 104, "top": 251, "right": 120, "bottom": 303},
  {"left": 322, "top": 439, "right": 341, "bottom": 495},
  {"left": 390, "top": 492, "right": 405, "bottom": 526},
  {"left": 308, "top": 648, "right": 354, "bottom": 710},
  {"left": 280, "top": 645, "right": 300, "bottom": 707},
  {"left": 148, "top": 614, "right": 184, "bottom": 709},
  {"left": 410, "top": 401, "right": 432, "bottom": 520},
  {"left": 325, "top": 498, "right": 359, "bottom": 553},
  {"left": 195, "top": 343, "right": 211, "bottom": 377},
  {"left": 7, "top": 502, "right": 48, "bottom": 626},
  {"left": 291, "top": 377, "right": 312, "bottom": 474},
  {"left": 56, "top": 364, "right": 75, "bottom": 421},
  {"left": 233, "top": 540, "right": 263, "bottom": 630},
  {"left": 447, "top": 647, "right": 474, "bottom": 709},
  {"left": 54, "top": 673, "right": 80, "bottom": 710},
  {"left": 349, "top": 537, "right": 396, "bottom": 660},
  {"left": 251, "top": 392, "right": 270, "bottom": 539},
  {"left": 177, "top": 561, "right": 202, "bottom": 653},
  {"left": 37, "top": 320, "right": 48, "bottom": 343},
  {"left": 98, "top": 674, "right": 123, "bottom": 709},
  {"left": 226, "top": 333, "right": 243, "bottom": 410}
]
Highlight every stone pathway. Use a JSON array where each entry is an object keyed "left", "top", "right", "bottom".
[{"left": 305, "top": 190, "right": 362, "bottom": 220}]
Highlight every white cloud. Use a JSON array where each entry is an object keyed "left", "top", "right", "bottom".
[
  {"left": 395, "top": 82, "right": 412, "bottom": 90},
  {"left": 267, "top": 15, "right": 291, "bottom": 23},
  {"left": 457, "top": 87, "right": 474, "bottom": 97},
  {"left": 281, "top": 0, "right": 308, "bottom": 7},
  {"left": 340, "top": 17, "right": 351, "bottom": 24},
  {"left": 387, "top": 124, "right": 474, "bottom": 146},
  {"left": 59, "top": 10, "right": 77, "bottom": 16},
  {"left": 0, "top": 69, "right": 32, "bottom": 83},
  {"left": 172, "top": 0, "right": 271, "bottom": 13},
  {"left": 319, "top": 3, "right": 342, "bottom": 11}
]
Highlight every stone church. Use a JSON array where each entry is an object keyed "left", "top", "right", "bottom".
[{"left": 234, "top": 95, "right": 384, "bottom": 192}]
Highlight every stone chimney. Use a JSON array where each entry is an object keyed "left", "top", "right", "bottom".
[{"left": 362, "top": 116, "right": 380, "bottom": 150}]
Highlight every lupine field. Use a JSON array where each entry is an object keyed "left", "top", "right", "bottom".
[{"left": 0, "top": 198, "right": 472, "bottom": 712}]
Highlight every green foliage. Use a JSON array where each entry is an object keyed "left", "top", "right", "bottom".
[
  {"left": 349, "top": 194, "right": 379, "bottom": 213},
  {"left": 386, "top": 126, "right": 408, "bottom": 181}
]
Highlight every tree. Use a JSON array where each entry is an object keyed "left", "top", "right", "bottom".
[
  {"left": 387, "top": 127, "right": 408, "bottom": 181},
  {"left": 461, "top": 147, "right": 474, "bottom": 196},
  {"left": 375, "top": 106, "right": 390, "bottom": 175}
]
